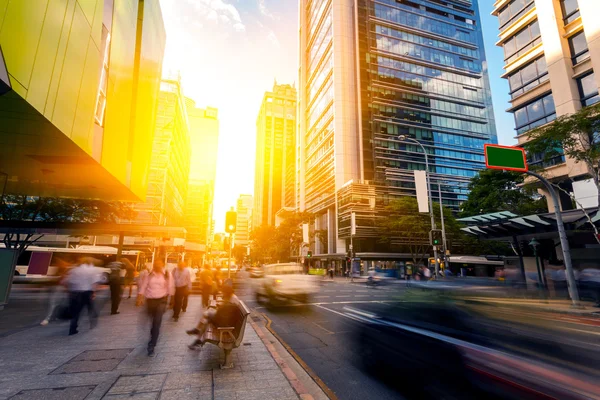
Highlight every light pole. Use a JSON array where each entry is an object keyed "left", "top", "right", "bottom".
[
  {"left": 398, "top": 135, "right": 440, "bottom": 277},
  {"left": 528, "top": 238, "right": 545, "bottom": 290}
]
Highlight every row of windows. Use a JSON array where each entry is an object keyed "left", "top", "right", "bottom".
[
  {"left": 378, "top": 158, "right": 478, "bottom": 177},
  {"left": 514, "top": 93, "right": 556, "bottom": 134},
  {"left": 374, "top": 24, "right": 479, "bottom": 59},
  {"left": 308, "top": 14, "right": 332, "bottom": 77},
  {"left": 372, "top": 103, "right": 490, "bottom": 134},
  {"left": 376, "top": 34, "right": 481, "bottom": 73},
  {"left": 376, "top": 123, "right": 492, "bottom": 151},
  {"left": 503, "top": 20, "right": 540, "bottom": 63},
  {"left": 306, "top": 80, "right": 333, "bottom": 133},
  {"left": 307, "top": 0, "right": 330, "bottom": 42},
  {"left": 308, "top": 53, "right": 332, "bottom": 106},
  {"left": 508, "top": 56, "right": 548, "bottom": 98},
  {"left": 378, "top": 149, "right": 484, "bottom": 172},
  {"left": 373, "top": 3, "right": 475, "bottom": 45},
  {"left": 569, "top": 30, "right": 589, "bottom": 65},
  {"left": 371, "top": 86, "right": 487, "bottom": 119},
  {"left": 561, "top": 0, "right": 580, "bottom": 24},
  {"left": 373, "top": 139, "right": 485, "bottom": 162},
  {"left": 376, "top": 55, "right": 482, "bottom": 88},
  {"left": 375, "top": 0, "right": 476, "bottom": 30},
  {"left": 376, "top": 66, "right": 485, "bottom": 103},
  {"left": 497, "top": 0, "right": 534, "bottom": 29},
  {"left": 577, "top": 71, "right": 600, "bottom": 107}
]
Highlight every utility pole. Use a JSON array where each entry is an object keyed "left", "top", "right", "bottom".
[{"left": 438, "top": 183, "right": 448, "bottom": 275}]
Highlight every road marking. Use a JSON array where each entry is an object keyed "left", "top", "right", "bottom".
[
  {"left": 252, "top": 300, "right": 405, "bottom": 309},
  {"left": 355, "top": 295, "right": 369, "bottom": 297},
  {"left": 315, "top": 295, "right": 330, "bottom": 299},
  {"left": 313, "top": 321, "right": 335, "bottom": 334},
  {"left": 335, "top": 295, "right": 350, "bottom": 298}
]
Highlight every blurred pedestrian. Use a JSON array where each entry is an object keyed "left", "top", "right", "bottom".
[
  {"left": 136, "top": 259, "right": 174, "bottom": 357},
  {"left": 423, "top": 266, "right": 431, "bottom": 280},
  {"left": 328, "top": 265, "right": 334, "bottom": 280},
  {"left": 40, "top": 260, "right": 69, "bottom": 326},
  {"left": 122, "top": 258, "right": 136, "bottom": 299},
  {"left": 172, "top": 261, "right": 192, "bottom": 321},
  {"left": 108, "top": 260, "right": 124, "bottom": 315},
  {"left": 187, "top": 279, "right": 240, "bottom": 349},
  {"left": 579, "top": 268, "right": 600, "bottom": 307},
  {"left": 199, "top": 265, "right": 214, "bottom": 308},
  {"left": 65, "top": 257, "right": 102, "bottom": 336}
]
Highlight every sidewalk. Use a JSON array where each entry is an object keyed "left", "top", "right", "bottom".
[{"left": 0, "top": 294, "right": 300, "bottom": 400}]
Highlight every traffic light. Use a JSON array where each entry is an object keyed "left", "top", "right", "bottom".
[
  {"left": 429, "top": 229, "right": 443, "bottom": 246},
  {"left": 307, "top": 250, "right": 312, "bottom": 258},
  {"left": 225, "top": 211, "right": 237, "bottom": 234}
]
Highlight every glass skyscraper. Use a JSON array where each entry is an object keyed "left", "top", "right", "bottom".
[{"left": 299, "top": 0, "right": 497, "bottom": 257}]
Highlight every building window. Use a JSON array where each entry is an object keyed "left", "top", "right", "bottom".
[
  {"left": 561, "top": 0, "right": 580, "bottom": 24},
  {"left": 529, "top": 147, "right": 566, "bottom": 168},
  {"left": 503, "top": 20, "right": 541, "bottom": 64},
  {"left": 514, "top": 93, "right": 556, "bottom": 134},
  {"left": 508, "top": 56, "right": 549, "bottom": 98},
  {"left": 94, "top": 28, "right": 110, "bottom": 127},
  {"left": 569, "top": 31, "right": 589, "bottom": 65},
  {"left": 577, "top": 71, "right": 600, "bottom": 107},
  {"left": 498, "top": 0, "right": 535, "bottom": 29}
]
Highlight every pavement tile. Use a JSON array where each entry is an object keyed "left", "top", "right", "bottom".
[
  {"left": 71, "top": 349, "right": 132, "bottom": 362},
  {"left": 52, "top": 359, "right": 123, "bottom": 374},
  {"left": 8, "top": 385, "right": 96, "bottom": 400},
  {"left": 159, "top": 388, "right": 213, "bottom": 400},
  {"left": 163, "top": 372, "right": 212, "bottom": 390},
  {"left": 103, "top": 392, "right": 159, "bottom": 400},
  {"left": 107, "top": 374, "right": 167, "bottom": 395}
]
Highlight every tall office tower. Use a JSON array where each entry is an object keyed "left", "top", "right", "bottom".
[
  {"left": 494, "top": 0, "right": 600, "bottom": 209},
  {"left": 235, "top": 194, "right": 254, "bottom": 247},
  {"left": 185, "top": 100, "right": 219, "bottom": 245},
  {"left": 0, "top": 0, "right": 165, "bottom": 201},
  {"left": 299, "top": 0, "right": 497, "bottom": 256},
  {"left": 254, "top": 83, "right": 297, "bottom": 228},
  {"left": 133, "top": 77, "right": 191, "bottom": 226}
]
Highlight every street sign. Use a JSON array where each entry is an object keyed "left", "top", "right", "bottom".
[{"left": 484, "top": 144, "right": 528, "bottom": 172}]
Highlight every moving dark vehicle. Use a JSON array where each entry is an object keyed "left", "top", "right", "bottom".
[{"left": 348, "top": 297, "right": 600, "bottom": 400}]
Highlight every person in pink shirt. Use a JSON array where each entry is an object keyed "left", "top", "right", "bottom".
[{"left": 136, "top": 259, "right": 174, "bottom": 356}]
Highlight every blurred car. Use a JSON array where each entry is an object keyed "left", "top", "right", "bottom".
[
  {"left": 348, "top": 297, "right": 600, "bottom": 399},
  {"left": 249, "top": 265, "right": 264, "bottom": 278},
  {"left": 255, "top": 262, "right": 320, "bottom": 304}
]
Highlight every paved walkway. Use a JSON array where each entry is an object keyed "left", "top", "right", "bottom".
[{"left": 0, "top": 295, "right": 299, "bottom": 400}]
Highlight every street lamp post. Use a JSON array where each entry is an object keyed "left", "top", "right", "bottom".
[{"left": 398, "top": 135, "right": 440, "bottom": 277}]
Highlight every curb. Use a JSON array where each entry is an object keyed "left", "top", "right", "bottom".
[
  {"left": 249, "top": 315, "right": 317, "bottom": 400},
  {"left": 465, "top": 298, "right": 600, "bottom": 319}
]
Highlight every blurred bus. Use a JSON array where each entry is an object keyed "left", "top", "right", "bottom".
[
  {"left": 7, "top": 245, "right": 146, "bottom": 283},
  {"left": 446, "top": 256, "right": 504, "bottom": 277}
]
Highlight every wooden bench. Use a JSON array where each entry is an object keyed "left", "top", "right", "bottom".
[{"left": 201, "top": 300, "right": 251, "bottom": 369}]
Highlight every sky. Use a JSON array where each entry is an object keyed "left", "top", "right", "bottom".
[{"left": 158, "top": 0, "right": 515, "bottom": 232}]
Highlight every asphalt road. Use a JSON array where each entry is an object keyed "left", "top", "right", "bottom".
[{"left": 239, "top": 280, "right": 410, "bottom": 400}]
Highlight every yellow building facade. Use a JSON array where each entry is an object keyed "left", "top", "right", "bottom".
[
  {"left": 493, "top": 0, "right": 600, "bottom": 209},
  {"left": 184, "top": 99, "right": 219, "bottom": 246},
  {"left": 0, "top": 0, "right": 165, "bottom": 201}
]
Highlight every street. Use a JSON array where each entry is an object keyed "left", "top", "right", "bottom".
[{"left": 239, "top": 280, "right": 409, "bottom": 400}]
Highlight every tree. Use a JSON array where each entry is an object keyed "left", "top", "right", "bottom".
[
  {"left": 459, "top": 169, "right": 547, "bottom": 218},
  {"left": 231, "top": 245, "right": 247, "bottom": 263},
  {"left": 524, "top": 102, "right": 600, "bottom": 207},
  {"left": 0, "top": 195, "right": 137, "bottom": 223},
  {"left": 378, "top": 197, "right": 462, "bottom": 265},
  {"left": 250, "top": 211, "right": 314, "bottom": 263}
]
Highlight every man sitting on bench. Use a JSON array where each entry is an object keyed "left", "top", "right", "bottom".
[{"left": 186, "top": 279, "right": 240, "bottom": 350}]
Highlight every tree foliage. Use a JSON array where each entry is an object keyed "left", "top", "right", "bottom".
[
  {"left": 0, "top": 195, "right": 137, "bottom": 223},
  {"left": 459, "top": 169, "right": 547, "bottom": 218},
  {"left": 377, "top": 197, "right": 462, "bottom": 265},
  {"left": 250, "top": 210, "right": 313, "bottom": 263},
  {"left": 523, "top": 102, "right": 600, "bottom": 206}
]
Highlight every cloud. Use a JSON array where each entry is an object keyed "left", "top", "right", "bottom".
[
  {"left": 267, "top": 30, "right": 280, "bottom": 48},
  {"left": 258, "top": 0, "right": 279, "bottom": 20},
  {"left": 185, "top": 0, "right": 246, "bottom": 32}
]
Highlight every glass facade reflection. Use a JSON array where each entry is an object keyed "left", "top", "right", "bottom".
[{"left": 360, "top": 0, "right": 497, "bottom": 211}]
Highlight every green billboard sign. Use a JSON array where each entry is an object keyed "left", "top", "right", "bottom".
[{"left": 484, "top": 144, "right": 528, "bottom": 172}]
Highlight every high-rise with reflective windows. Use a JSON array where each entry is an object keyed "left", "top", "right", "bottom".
[
  {"left": 254, "top": 83, "right": 297, "bottom": 228},
  {"left": 493, "top": 0, "right": 600, "bottom": 210},
  {"left": 299, "top": 0, "right": 497, "bottom": 256}
]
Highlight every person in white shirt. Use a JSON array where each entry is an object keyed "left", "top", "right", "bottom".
[
  {"left": 136, "top": 259, "right": 174, "bottom": 356},
  {"left": 172, "top": 261, "right": 192, "bottom": 321},
  {"left": 65, "top": 257, "right": 103, "bottom": 335}
]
